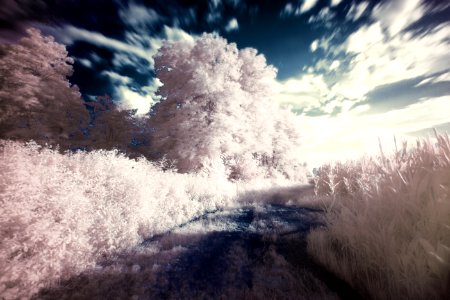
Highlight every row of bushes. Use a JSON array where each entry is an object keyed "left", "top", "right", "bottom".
[{"left": 0, "top": 141, "right": 239, "bottom": 299}]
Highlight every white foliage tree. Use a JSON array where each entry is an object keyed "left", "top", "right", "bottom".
[
  {"left": 0, "top": 28, "right": 89, "bottom": 149},
  {"left": 149, "top": 34, "right": 307, "bottom": 181}
]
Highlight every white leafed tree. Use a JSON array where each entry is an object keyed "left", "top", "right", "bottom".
[
  {"left": 149, "top": 34, "right": 307, "bottom": 181},
  {"left": 0, "top": 28, "right": 89, "bottom": 149}
]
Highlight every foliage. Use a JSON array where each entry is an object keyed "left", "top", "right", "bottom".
[
  {"left": 0, "top": 28, "right": 89, "bottom": 149},
  {"left": 149, "top": 33, "right": 307, "bottom": 182},
  {"left": 86, "top": 95, "right": 151, "bottom": 158},
  {"left": 0, "top": 141, "right": 237, "bottom": 299},
  {"left": 307, "top": 134, "right": 450, "bottom": 299}
]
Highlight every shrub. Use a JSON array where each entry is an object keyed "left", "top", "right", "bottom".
[{"left": 0, "top": 141, "right": 237, "bottom": 299}]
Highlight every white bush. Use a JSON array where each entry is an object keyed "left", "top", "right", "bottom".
[
  {"left": 0, "top": 141, "right": 237, "bottom": 299},
  {"left": 308, "top": 134, "right": 450, "bottom": 299}
]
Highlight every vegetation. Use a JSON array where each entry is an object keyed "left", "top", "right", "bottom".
[
  {"left": 308, "top": 134, "right": 450, "bottom": 299},
  {"left": 1, "top": 28, "right": 448, "bottom": 300},
  {"left": 0, "top": 141, "right": 237, "bottom": 299}
]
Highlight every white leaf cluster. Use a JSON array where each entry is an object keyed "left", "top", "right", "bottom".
[
  {"left": 0, "top": 28, "right": 89, "bottom": 149},
  {"left": 150, "top": 34, "right": 307, "bottom": 182},
  {"left": 0, "top": 141, "right": 237, "bottom": 299}
]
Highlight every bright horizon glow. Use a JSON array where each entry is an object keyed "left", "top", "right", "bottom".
[{"left": 297, "top": 96, "right": 450, "bottom": 168}]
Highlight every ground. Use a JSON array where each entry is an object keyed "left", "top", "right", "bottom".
[{"left": 35, "top": 185, "right": 361, "bottom": 300}]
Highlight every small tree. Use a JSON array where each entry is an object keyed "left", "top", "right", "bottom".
[
  {"left": 86, "top": 95, "right": 151, "bottom": 158},
  {"left": 0, "top": 28, "right": 89, "bottom": 149},
  {"left": 149, "top": 34, "right": 306, "bottom": 181}
]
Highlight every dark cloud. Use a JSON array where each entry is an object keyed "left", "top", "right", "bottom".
[{"left": 366, "top": 77, "right": 450, "bottom": 114}]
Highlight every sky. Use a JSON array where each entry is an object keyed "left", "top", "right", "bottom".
[{"left": 1, "top": 0, "right": 449, "bottom": 167}]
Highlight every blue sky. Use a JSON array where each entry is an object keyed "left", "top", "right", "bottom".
[{"left": 1, "top": 0, "right": 449, "bottom": 166}]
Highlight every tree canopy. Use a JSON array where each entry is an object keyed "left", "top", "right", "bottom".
[
  {"left": 0, "top": 28, "right": 89, "bottom": 149},
  {"left": 149, "top": 34, "right": 306, "bottom": 181}
]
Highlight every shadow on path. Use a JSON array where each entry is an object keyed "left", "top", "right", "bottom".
[{"left": 35, "top": 186, "right": 362, "bottom": 300}]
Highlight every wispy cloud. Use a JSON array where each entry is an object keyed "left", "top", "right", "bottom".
[
  {"left": 119, "top": 2, "right": 161, "bottom": 29},
  {"left": 77, "top": 58, "right": 92, "bottom": 68},
  {"left": 308, "top": 7, "right": 335, "bottom": 26},
  {"left": 281, "top": 0, "right": 321, "bottom": 17},
  {"left": 346, "top": 1, "right": 369, "bottom": 21},
  {"left": 58, "top": 25, "right": 155, "bottom": 64},
  {"left": 372, "top": 0, "right": 424, "bottom": 36},
  {"left": 206, "top": 0, "right": 223, "bottom": 24},
  {"left": 280, "top": 3, "right": 295, "bottom": 17},
  {"left": 48, "top": 23, "right": 195, "bottom": 114},
  {"left": 101, "top": 70, "right": 132, "bottom": 85}
]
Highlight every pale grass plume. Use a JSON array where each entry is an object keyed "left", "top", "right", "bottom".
[{"left": 307, "top": 133, "right": 450, "bottom": 299}]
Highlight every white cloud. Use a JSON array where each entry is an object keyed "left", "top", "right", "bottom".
[
  {"left": 346, "top": 1, "right": 369, "bottom": 21},
  {"left": 298, "top": 0, "right": 320, "bottom": 14},
  {"left": 310, "top": 39, "right": 318, "bottom": 52},
  {"left": 100, "top": 71, "right": 161, "bottom": 115},
  {"left": 225, "top": 18, "right": 239, "bottom": 32},
  {"left": 299, "top": 96, "right": 450, "bottom": 167},
  {"left": 119, "top": 2, "right": 160, "bottom": 28},
  {"left": 276, "top": 0, "right": 449, "bottom": 167},
  {"left": 274, "top": 73, "right": 331, "bottom": 111},
  {"left": 329, "top": 60, "right": 340, "bottom": 71},
  {"left": 101, "top": 71, "right": 132, "bottom": 85},
  {"left": 112, "top": 52, "right": 142, "bottom": 68},
  {"left": 162, "top": 25, "right": 196, "bottom": 43},
  {"left": 118, "top": 78, "right": 163, "bottom": 115},
  {"left": 278, "top": 12, "right": 449, "bottom": 119},
  {"left": 333, "top": 21, "right": 450, "bottom": 101},
  {"left": 330, "top": 0, "right": 343, "bottom": 7},
  {"left": 295, "top": 0, "right": 450, "bottom": 109},
  {"left": 119, "top": 88, "right": 155, "bottom": 115}
]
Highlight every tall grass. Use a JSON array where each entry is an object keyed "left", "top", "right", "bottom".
[
  {"left": 0, "top": 141, "right": 238, "bottom": 299},
  {"left": 307, "top": 134, "right": 450, "bottom": 299}
]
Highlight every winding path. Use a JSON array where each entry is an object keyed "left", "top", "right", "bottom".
[{"left": 36, "top": 186, "right": 361, "bottom": 300}]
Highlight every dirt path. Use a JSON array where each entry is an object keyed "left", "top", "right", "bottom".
[{"left": 36, "top": 188, "right": 361, "bottom": 300}]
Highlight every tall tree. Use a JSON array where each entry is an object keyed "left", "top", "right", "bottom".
[
  {"left": 0, "top": 28, "right": 89, "bottom": 149},
  {"left": 149, "top": 34, "right": 306, "bottom": 181}
]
